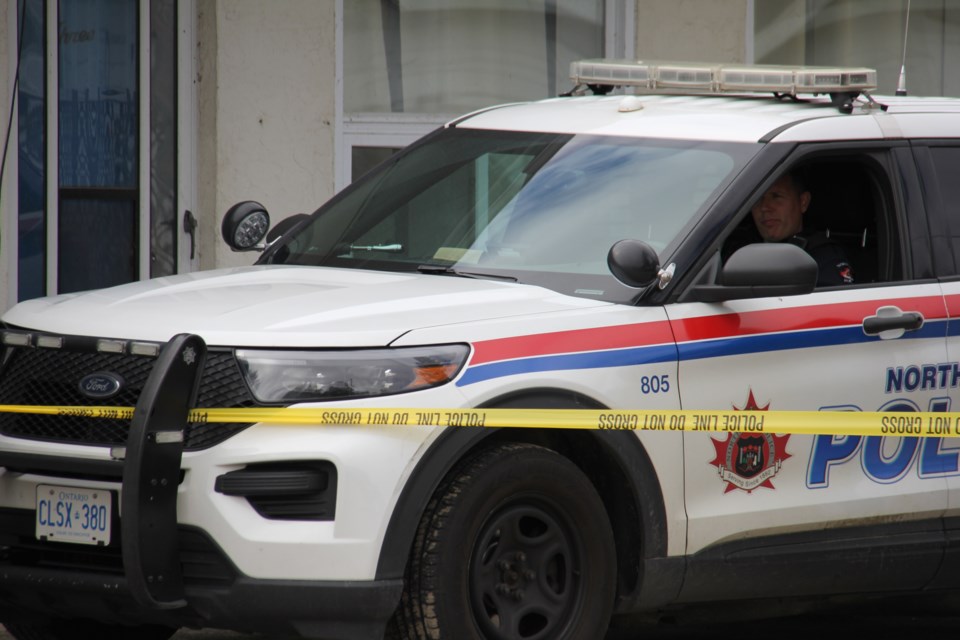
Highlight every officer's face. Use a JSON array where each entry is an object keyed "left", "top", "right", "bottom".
[{"left": 751, "top": 175, "right": 811, "bottom": 242}]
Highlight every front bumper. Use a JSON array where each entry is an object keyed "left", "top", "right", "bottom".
[
  {"left": 0, "top": 334, "right": 403, "bottom": 638},
  {"left": 0, "top": 550, "right": 401, "bottom": 639}
]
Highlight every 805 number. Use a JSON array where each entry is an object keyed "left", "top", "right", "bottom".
[{"left": 640, "top": 375, "right": 670, "bottom": 394}]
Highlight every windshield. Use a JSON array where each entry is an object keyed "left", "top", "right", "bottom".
[{"left": 264, "top": 128, "right": 758, "bottom": 303}]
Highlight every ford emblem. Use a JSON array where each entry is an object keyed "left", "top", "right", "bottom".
[{"left": 78, "top": 372, "right": 124, "bottom": 399}]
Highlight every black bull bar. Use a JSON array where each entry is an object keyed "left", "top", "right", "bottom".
[{"left": 121, "top": 332, "right": 206, "bottom": 610}]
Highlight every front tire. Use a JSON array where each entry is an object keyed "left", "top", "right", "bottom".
[{"left": 390, "top": 443, "right": 616, "bottom": 640}]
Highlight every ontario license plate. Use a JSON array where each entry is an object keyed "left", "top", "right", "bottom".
[{"left": 36, "top": 484, "right": 111, "bottom": 546}]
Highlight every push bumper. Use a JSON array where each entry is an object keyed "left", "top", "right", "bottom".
[
  {"left": 0, "top": 564, "right": 402, "bottom": 639},
  {"left": 0, "top": 334, "right": 404, "bottom": 638}
]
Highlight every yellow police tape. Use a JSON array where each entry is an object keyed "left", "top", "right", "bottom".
[{"left": 0, "top": 404, "right": 958, "bottom": 438}]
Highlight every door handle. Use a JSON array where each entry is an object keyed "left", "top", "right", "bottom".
[
  {"left": 183, "top": 210, "right": 198, "bottom": 260},
  {"left": 862, "top": 305, "right": 924, "bottom": 338}
]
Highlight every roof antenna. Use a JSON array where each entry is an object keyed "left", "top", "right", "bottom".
[{"left": 896, "top": 0, "right": 912, "bottom": 96}]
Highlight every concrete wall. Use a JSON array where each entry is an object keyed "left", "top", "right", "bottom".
[
  {"left": 635, "top": 0, "right": 750, "bottom": 62},
  {"left": 196, "top": 0, "right": 336, "bottom": 270},
  {"left": 753, "top": 0, "right": 806, "bottom": 64}
]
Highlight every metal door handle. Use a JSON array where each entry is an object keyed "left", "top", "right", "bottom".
[{"left": 863, "top": 306, "right": 924, "bottom": 337}]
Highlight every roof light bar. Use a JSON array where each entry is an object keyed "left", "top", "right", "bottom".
[{"left": 570, "top": 60, "right": 877, "bottom": 96}]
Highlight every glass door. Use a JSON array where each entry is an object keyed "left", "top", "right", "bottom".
[
  {"left": 57, "top": 0, "right": 139, "bottom": 293},
  {"left": 15, "top": 0, "right": 194, "bottom": 301}
]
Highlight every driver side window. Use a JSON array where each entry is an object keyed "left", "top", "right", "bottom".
[{"left": 722, "top": 156, "right": 902, "bottom": 288}]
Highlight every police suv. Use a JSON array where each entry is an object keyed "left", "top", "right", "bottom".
[{"left": 2, "top": 60, "right": 960, "bottom": 640}]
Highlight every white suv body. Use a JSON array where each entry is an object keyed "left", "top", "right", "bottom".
[{"left": 2, "top": 62, "right": 960, "bottom": 640}]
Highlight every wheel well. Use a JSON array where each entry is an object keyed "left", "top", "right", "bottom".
[{"left": 375, "top": 388, "right": 668, "bottom": 610}]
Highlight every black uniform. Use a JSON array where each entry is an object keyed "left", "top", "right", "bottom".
[
  {"left": 723, "top": 226, "right": 855, "bottom": 287},
  {"left": 788, "top": 232, "right": 855, "bottom": 286}
]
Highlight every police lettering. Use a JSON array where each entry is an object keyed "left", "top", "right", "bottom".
[
  {"left": 598, "top": 414, "right": 638, "bottom": 430},
  {"left": 885, "top": 362, "right": 960, "bottom": 393},
  {"left": 320, "top": 411, "right": 363, "bottom": 425},
  {"left": 807, "top": 435, "right": 960, "bottom": 487},
  {"left": 880, "top": 415, "right": 922, "bottom": 434},
  {"left": 415, "top": 412, "right": 441, "bottom": 426},
  {"left": 444, "top": 411, "right": 486, "bottom": 427},
  {"left": 366, "top": 411, "right": 392, "bottom": 425},
  {"left": 692, "top": 414, "right": 718, "bottom": 431},
  {"left": 721, "top": 413, "right": 764, "bottom": 432},
  {"left": 926, "top": 416, "right": 953, "bottom": 436}
]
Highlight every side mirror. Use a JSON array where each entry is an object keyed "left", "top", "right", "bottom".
[
  {"left": 607, "top": 239, "right": 661, "bottom": 288},
  {"left": 222, "top": 201, "right": 270, "bottom": 251},
  {"left": 689, "top": 243, "right": 817, "bottom": 302}
]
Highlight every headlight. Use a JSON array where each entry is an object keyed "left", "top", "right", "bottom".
[{"left": 236, "top": 344, "right": 470, "bottom": 403}]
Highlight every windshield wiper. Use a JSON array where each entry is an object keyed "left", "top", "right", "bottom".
[
  {"left": 349, "top": 243, "right": 404, "bottom": 252},
  {"left": 416, "top": 264, "right": 518, "bottom": 282}
]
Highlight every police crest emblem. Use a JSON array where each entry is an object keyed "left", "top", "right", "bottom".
[{"left": 709, "top": 390, "right": 791, "bottom": 493}]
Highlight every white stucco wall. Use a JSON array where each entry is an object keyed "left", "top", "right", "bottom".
[{"left": 196, "top": 0, "right": 336, "bottom": 270}]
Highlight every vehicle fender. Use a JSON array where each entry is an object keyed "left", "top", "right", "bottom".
[{"left": 374, "top": 389, "right": 683, "bottom": 612}]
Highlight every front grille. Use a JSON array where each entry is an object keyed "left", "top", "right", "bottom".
[{"left": 0, "top": 342, "right": 259, "bottom": 450}]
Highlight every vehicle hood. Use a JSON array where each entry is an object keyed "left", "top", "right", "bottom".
[{"left": 2, "top": 265, "right": 606, "bottom": 347}]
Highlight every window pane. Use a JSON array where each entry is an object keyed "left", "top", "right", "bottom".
[
  {"left": 58, "top": 0, "right": 138, "bottom": 188},
  {"left": 345, "top": 0, "right": 604, "bottom": 114},
  {"left": 57, "top": 0, "right": 139, "bottom": 293},
  {"left": 755, "top": 0, "right": 960, "bottom": 97},
  {"left": 352, "top": 146, "right": 402, "bottom": 182},
  {"left": 271, "top": 130, "right": 756, "bottom": 303},
  {"left": 17, "top": 1, "right": 46, "bottom": 301},
  {"left": 927, "top": 147, "right": 960, "bottom": 275},
  {"left": 58, "top": 197, "right": 137, "bottom": 293}
]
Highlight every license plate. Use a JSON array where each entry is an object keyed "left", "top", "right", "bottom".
[{"left": 36, "top": 484, "right": 111, "bottom": 546}]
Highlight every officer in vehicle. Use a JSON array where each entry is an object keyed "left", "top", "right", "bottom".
[{"left": 736, "top": 170, "right": 855, "bottom": 286}]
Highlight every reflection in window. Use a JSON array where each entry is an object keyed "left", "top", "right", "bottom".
[
  {"left": 352, "top": 146, "right": 402, "bottom": 182},
  {"left": 469, "top": 140, "right": 737, "bottom": 273},
  {"left": 272, "top": 130, "right": 753, "bottom": 302},
  {"left": 754, "top": 0, "right": 960, "bottom": 96},
  {"left": 926, "top": 147, "right": 960, "bottom": 275},
  {"left": 58, "top": 0, "right": 138, "bottom": 188},
  {"left": 344, "top": 0, "right": 604, "bottom": 114},
  {"left": 150, "top": 0, "right": 177, "bottom": 278},
  {"left": 58, "top": 196, "right": 136, "bottom": 292},
  {"left": 57, "top": 0, "right": 138, "bottom": 293},
  {"left": 17, "top": 1, "right": 46, "bottom": 301}
]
